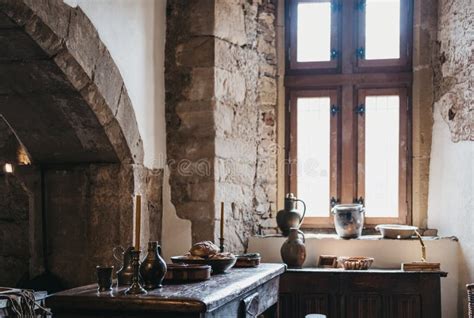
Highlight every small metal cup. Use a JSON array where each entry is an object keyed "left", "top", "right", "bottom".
[{"left": 96, "top": 265, "right": 114, "bottom": 292}]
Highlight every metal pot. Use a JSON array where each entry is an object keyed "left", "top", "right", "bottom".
[{"left": 332, "top": 204, "right": 365, "bottom": 239}]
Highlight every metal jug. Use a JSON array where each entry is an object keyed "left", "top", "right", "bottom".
[
  {"left": 139, "top": 241, "right": 167, "bottom": 290},
  {"left": 276, "top": 193, "right": 306, "bottom": 236},
  {"left": 113, "top": 246, "right": 135, "bottom": 286}
]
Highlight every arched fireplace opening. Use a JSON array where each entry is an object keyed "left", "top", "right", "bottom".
[{"left": 0, "top": 1, "right": 163, "bottom": 292}]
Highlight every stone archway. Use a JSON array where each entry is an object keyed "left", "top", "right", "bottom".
[
  {"left": 1, "top": 0, "right": 143, "bottom": 163},
  {"left": 0, "top": 0, "right": 162, "bottom": 289}
]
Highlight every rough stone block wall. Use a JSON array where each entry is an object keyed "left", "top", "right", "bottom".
[
  {"left": 0, "top": 118, "right": 30, "bottom": 287},
  {"left": 434, "top": 0, "right": 473, "bottom": 142},
  {"left": 166, "top": 0, "right": 278, "bottom": 252},
  {"left": 411, "top": 0, "right": 438, "bottom": 228},
  {"left": 0, "top": 175, "right": 30, "bottom": 287},
  {"left": 165, "top": 0, "right": 217, "bottom": 244},
  {"left": 43, "top": 164, "right": 135, "bottom": 287},
  {"left": 214, "top": 0, "right": 278, "bottom": 252}
]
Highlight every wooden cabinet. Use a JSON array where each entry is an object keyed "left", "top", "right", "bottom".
[{"left": 279, "top": 269, "right": 446, "bottom": 318}]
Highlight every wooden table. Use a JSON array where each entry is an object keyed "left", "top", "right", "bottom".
[{"left": 47, "top": 263, "right": 285, "bottom": 318}]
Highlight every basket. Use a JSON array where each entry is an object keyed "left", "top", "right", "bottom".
[{"left": 338, "top": 256, "right": 374, "bottom": 270}]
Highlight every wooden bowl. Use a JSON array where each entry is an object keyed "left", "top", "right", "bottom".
[
  {"left": 338, "top": 256, "right": 374, "bottom": 270},
  {"left": 234, "top": 253, "right": 261, "bottom": 268},
  {"left": 164, "top": 264, "right": 211, "bottom": 282},
  {"left": 170, "top": 256, "right": 237, "bottom": 274}
]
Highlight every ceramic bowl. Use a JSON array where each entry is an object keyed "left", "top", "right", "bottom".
[
  {"left": 375, "top": 224, "right": 418, "bottom": 239},
  {"left": 170, "top": 256, "right": 237, "bottom": 274}
]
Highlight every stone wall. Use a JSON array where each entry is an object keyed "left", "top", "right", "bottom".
[
  {"left": 165, "top": 0, "right": 216, "bottom": 244},
  {"left": 428, "top": 0, "right": 473, "bottom": 316},
  {"left": 0, "top": 120, "right": 30, "bottom": 287},
  {"left": 411, "top": 0, "right": 438, "bottom": 228},
  {"left": 166, "top": 0, "right": 278, "bottom": 252},
  {"left": 0, "top": 175, "right": 30, "bottom": 287},
  {"left": 214, "top": 0, "right": 278, "bottom": 251},
  {"left": 434, "top": 0, "right": 473, "bottom": 142},
  {"left": 42, "top": 164, "right": 162, "bottom": 287}
]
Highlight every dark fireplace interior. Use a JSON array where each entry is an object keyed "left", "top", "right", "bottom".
[{"left": 0, "top": 8, "right": 162, "bottom": 292}]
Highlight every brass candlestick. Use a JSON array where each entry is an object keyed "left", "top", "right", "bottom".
[
  {"left": 124, "top": 249, "right": 147, "bottom": 295},
  {"left": 219, "top": 237, "right": 225, "bottom": 253},
  {"left": 415, "top": 230, "right": 426, "bottom": 262}
]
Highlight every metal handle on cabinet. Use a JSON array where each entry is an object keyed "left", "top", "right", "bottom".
[{"left": 242, "top": 292, "right": 259, "bottom": 317}]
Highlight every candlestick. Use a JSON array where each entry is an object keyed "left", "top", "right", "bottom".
[
  {"left": 134, "top": 195, "right": 141, "bottom": 251},
  {"left": 219, "top": 237, "right": 225, "bottom": 253},
  {"left": 219, "top": 202, "right": 224, "bottom": 252},
  {"left": 124, "top": 249, "right": 146, "bottom": 295},
  {"left": 220, "top": 202, "right": 224, "bottom": 240}
]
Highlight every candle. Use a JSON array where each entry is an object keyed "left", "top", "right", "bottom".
[
  {"left": 220, "top": 202, "right": 224, "bottom": 239},
  {"left": 134, "top": 195, "right": 141, "bottom": 251}
]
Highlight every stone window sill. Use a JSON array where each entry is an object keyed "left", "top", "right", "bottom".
[{"left": 253, "top": 233, "right": 456, "bottom": 241}]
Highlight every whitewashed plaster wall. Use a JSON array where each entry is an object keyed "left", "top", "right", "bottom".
[
  {"left": 63, "top": 0, "right": 165, "bottom": 169},
  {"left": 427, "top": 0, "right": 474, "bottom": 316},
  {"left": 428, "top": 110, "right": 473, "bottom": 317},
  {"left": 63, "top": 0, "right": 192, "bottom": 259}
]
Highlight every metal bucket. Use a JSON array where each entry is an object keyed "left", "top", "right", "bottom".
[{"left": 332, "top": 204, "right": 365, "bottom": 239}]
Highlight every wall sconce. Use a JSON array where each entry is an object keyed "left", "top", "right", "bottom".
[{"left": 3, "top": 163, "right": 14, "bottom": 174}]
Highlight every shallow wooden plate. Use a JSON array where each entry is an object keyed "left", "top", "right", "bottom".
[
  {"left": 164, "top": 264, "right": 212, "bottom": 283},
  {"left": 170, "top": 256, "right": 237, "bottom": 274}
]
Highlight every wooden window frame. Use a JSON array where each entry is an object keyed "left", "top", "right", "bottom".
[
  {"left": 354, "top": 0, "right": 413, "bottom": 72},
  {"left": 285, "top": 0, "right": 413, "bottom": 228},
  {"left": 356, "top": 87, "right": 410, "bottom": 226},
  {"left": 288, "top": 90, "right": 341, "bottom": 227},
  {"left": 288, "top": 0, "right": 341, "bottom": 71}
]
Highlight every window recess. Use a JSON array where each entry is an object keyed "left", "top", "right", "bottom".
[
  {"left": 356, "top": 87, "right": 410, "bottom": 225},
  {"left": 288, "top": 0, "right": 341, "bottom": 71},
  {"left": 284, "top": 0, "right": 413, "bottom": 228},
  {"left": 288, "top": 90, "right": 341, "bottom": 227},
  {"left": 355, "top": 0, "right": 413, "bottom": 71}
]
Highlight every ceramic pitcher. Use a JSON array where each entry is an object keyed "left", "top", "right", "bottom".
[
  {"left": 276, "top": 193, "right": 306, "bottom": 236},
  {"left": 280, "top": 228, "right": 306, "bottom": 268}
]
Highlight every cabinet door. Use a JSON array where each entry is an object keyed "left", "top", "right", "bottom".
[
  {"left": 344, "top": 294, "right": 422, "bottom": 318},
  {"left": 279, "top": 293, "right": 298, "bottom": 318},
  {"left": 299, "top": 294, "right": 330, "bottom": 317},
  {"left": 387, "top": 294, "right": 421, "bottom": 318},
  {"left": 345, "top": 294, "right": 382, "bottom": 318}
]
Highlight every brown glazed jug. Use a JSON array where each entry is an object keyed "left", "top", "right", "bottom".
[
  {"left": 280, "top": 228, "right": 306, "bottom": 268},
  {"left": 139, "top": 241, "right": 167, "bottom": 290}
]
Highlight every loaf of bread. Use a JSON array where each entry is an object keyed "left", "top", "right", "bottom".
[
  {"left": 208, "top": 252, "right": 235, "bottom": 260},
  {"left": 189, "top": 241, "right": 220, "bottom": 258}
]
